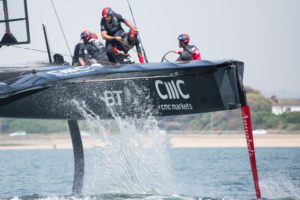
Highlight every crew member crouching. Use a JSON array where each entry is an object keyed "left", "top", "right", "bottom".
[
  {"left": 112, "top": 29, "right": 145, "bottom": 64},
  {"left": 76, "top": 30, "right": 109, "bottom": 66}
]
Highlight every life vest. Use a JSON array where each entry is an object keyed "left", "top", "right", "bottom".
[{"left": 178, "top": 45, "right": 201, "bottom": 61}]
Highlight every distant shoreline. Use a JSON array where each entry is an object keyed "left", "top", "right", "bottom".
[{"left": 0, "top": 133, "right": 300, "bottom": 150}]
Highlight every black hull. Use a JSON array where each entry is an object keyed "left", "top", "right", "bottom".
[{"left": 0, "top": 60, "right": 244, "bottom": 119}]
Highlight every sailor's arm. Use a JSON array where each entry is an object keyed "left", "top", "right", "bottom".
[
  {"left": 114, "top": 13, "right": 137, "bottom": 31},
  {"left": 192, "top": 48, "right": 201, "bottom": 60},
  {"left": 100, "top": 19, "right": 121, "bottom": 41},
  {"left": 124, "top": 19, "right": 137, "bottom": 31},
  {"left": 79, "top": 57, "right": 86, "bottom": 66},
  {"left": 101, "top": 31, "right": 121, "bottom": 41},
  {"left": 174, "top": 50, "right": 182, "bottom": 54},
  {"left": 113, "top": 47, "right": 125, "bottom": 55},
  {"left": 193, "top": 50, "right": 201, "bottom": 60},
  {"left": 78, "top": 46, "right": 87, "bottom": 66}
]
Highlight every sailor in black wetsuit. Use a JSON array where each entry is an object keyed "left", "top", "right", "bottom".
[
  {"left": 100, "top": 7, "right": 137, "bottom": 63},
  {"left": 112, "top": 29, "right": 145, "bottom": 64},
  {"left": 72, "top": 42, "right": 84, "bottom": 66},
  {"left": 175, "top": 34, "right": 201, "bottom": 61},
  {"left": 78, "top": 30, "right": 109, "bottom": 66}
]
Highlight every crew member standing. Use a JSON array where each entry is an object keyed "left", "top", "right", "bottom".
[
  {"left": 174, "top": 34, "right": 201, "bottom": 61},
  {"left": 100, "top": 7, "right": 137, "bottom": 63}
]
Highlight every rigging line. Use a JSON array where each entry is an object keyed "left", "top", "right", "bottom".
[
  {"left": 11, "top": 45, "right": 71, "bottom": 57},
  {"left": 125, "top": 0, "right": 137, "bottom": 27},
  {"left": 125, "top": 0, "right": 149, "bottom": 63},
  {"left": 50, "top": 0, "right": 73, "bottom": 59},
  {"left": 12, "top": 44, "right": 115, "bottom": 65}
]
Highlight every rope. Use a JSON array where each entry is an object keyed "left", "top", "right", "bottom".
[
  {"left": 11, "top": 45, "right": 71, "bottom": 57},
  {"left": 11, "top": 44, "right": 115, "bottom": 66},
  {"left": 10, "top": 45, "right": 116, "bottom": 65},
  {"left": 50, "top": 0, "right": 73, "bottom": 59},
  {"left": 125, "top": 0, "right": 149, "bottom": 63}
]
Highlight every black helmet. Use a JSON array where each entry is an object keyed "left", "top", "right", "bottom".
[
  {"left": 102, "top": 7, "right": 113, "bottom": 17},
  {"left": 178, "top": 33, "right": 190, "bottom": 44}
]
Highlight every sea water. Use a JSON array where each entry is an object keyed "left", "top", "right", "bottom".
[
  {"left": 0, "top": 101, "right": 299, "bottom": 200},
  {"left": 0, "top": 148, "right": 299, "bottom": 200}
]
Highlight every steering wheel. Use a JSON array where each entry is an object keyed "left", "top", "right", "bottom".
[{"left": 161, "top": 50, "right": 177, "bottom": 62}]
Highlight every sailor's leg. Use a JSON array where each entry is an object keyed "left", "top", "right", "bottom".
[{"left": 105, "top": 41, "right": 117, "bottom": 64}]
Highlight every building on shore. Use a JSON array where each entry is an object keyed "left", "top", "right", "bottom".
[{"left": 271, "top": 96, "right": 300, "bottom": 115}]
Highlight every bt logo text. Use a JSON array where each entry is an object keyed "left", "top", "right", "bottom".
[{"left": 101, "top": 90, "right": 123, "bottom": 106}]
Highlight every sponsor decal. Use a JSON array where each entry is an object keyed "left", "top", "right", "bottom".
[
  {"left": 158, "top": 103, "right": 193, "bottom": 111},
  {"left": 155, "top": 79, "right": 193, "bottom": 111},
  {"left": 101, "top": 90, "right": 123, "bottom": 107},
  {"left": 47, "top": 66, "right": 95, "bottom": 76},
  {"left": 242, "top": 107, "right": 254, "bottom": 157},
  {"left": 155, "top": 80, "right": 190, "bottom": 100}
]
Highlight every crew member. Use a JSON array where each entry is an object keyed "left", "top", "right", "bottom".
[
  {"left": 78, "top": 30, "right": 108, "bottom": 66},
  {"left": 100, "top": 7, "right": 137, "bottom": 63},
  {"left": 112, "top": 29, "right": 144, "bottom": 64},
  {"left": 72, "top": 42, "right": 84, "bottom": 66},
  {"left": 174, "top": 34, "right": 201, "bottom": 61}
]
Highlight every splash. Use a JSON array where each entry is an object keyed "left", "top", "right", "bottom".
[
  {"left": 260, "top": 173, "right": 300, "bottom": 199},
  {"left": 3, "top": 194, "right": 220, "bottom": 200},
  {"left": 70, "top": 95, "right": 176, "bottom": 195}
]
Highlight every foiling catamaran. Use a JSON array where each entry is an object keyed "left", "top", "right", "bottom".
[{"left": 0, "top": 0, "right": 261, "bottom": 198}]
